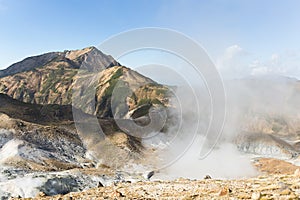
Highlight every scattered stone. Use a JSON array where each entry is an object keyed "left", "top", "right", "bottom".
[
  {"left": 280, "top": 189, "right": 291, "bottom": 195},
  {"left": 251, "top": 192, "right": 261, "bottom": 200},
  {"left": 98, "top": 181, "right": 104, "bottom": 187},
  {"left": 7, "top": 174, "right": 300, "bottom": 199},
  {"left": 63, "top": 196, "right": 72, "bottom": 200},
  {"left": 147, "top": 171, "right": 155, "bottom": 180},
  {"left": 36, "top": 192, "right": 46, "bottom": 197},
  {"left": 204, "top": 175, "right": 212, "bottom": 180},
  {"left": 237, "top": 192, "right": 251, "bottom": 199},
  {"left": 218, "top": 187, "right": 228, "bottom": 196},
  {"left": 294, "top": 168, "right": 300, "bottom": 177}
]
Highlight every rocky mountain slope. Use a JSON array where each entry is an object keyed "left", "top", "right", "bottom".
[
  {"left": 0, "top": 47, "right": 170, "bottom": 119},
  {"left": 0, "top": 93, "right": 148, "bottom": 199},
  {"left": 0, "top": 93, "right": 74, "bottom": 125},
  {"left": 0, "top": 93, "right": 145, "bottom": 169}
]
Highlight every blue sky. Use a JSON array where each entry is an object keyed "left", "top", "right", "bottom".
[{"left": 0, "top": 0, "right": 300, "bottom": 79}]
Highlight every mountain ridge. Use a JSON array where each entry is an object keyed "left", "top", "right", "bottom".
[
  {"left": 0, "top": 47, "right": 170, "bottom": 119},
  {"left": 0, "top": 46, "right": 120, "bottom": 78}
]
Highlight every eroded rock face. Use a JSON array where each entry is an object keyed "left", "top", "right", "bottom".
[
  {"left": 0, "top": 167, "right": 156, "bottom": 199},
  {"left": 235, "top": 132, "right": 299, "bottom": 159},
  {"left": 0, "top": 170, "right": 102, "bottom": 199},
  {"left": 293, "top": 141, "right": 300, "bottom": 152},
  {"left": 0, "top": 111, "right": 148, "bottom": 199},
  {"left": 0, "top": 126, "right": 85, "bottom": 171},
  {"left": 0, "top": 112, "right": 146, "bottom": 171}
]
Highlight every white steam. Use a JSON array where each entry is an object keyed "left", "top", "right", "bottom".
[{"left": 143, "top": 74, "right": 300, "bottom": 180}]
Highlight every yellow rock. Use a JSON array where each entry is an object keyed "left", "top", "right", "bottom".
[
  {"left": 237, "top": 192, "right": 251, "bottom": 199},
  {"left": 36, "top": 192, "right": 46, "bottom": 197},
  {"left": 280, "top": 189, "right": 291, "bottom": 195},
  {"left": 218, "top": 187, "right": 228, "bottom": 196}
]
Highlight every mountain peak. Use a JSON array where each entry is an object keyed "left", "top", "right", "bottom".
[
  {"left": 0, "top": 47, "right": 120, "bottom": 78},
  {"left": 64, "top": 46, "right": 97, "bottom": 60}
]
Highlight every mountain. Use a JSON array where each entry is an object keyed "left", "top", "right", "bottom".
[
  {"left": 1, "top": 47, "right": 300, "bottom": 198},
  {"left": 0, "top": 47, "right": 170, "bottom": 118},
  {"left": 222, "top": 77, "right": 300, "bottom": 138},
  {"left": 0, "top": 48, "right": 171, "bottom": 198},
  {"left": 0, "top": 47, "right": 120, "bottom": 78}
]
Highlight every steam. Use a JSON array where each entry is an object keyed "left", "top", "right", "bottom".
[
  {"left": 142, "top": 74, "right": 300, "bottom": 179},
  {"left": 166, "top": 140, "right": 257, "bottom": 179},
  {"left": 148, "top": 83, "right": 257, "bottom": 179}
]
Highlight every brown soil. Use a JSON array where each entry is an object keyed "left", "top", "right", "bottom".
[{"left": 254, "top": 158, "right": 300, "bottom": 175}]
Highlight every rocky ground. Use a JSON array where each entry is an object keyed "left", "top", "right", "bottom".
[
  {"left": 4, "top": 158, "right": 299, "bottom": 200},
  {"left": 12, "top": 173, "right": 300, "bottom": 200}
]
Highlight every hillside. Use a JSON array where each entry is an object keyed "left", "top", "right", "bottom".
[
  {"left": 0, "top": 93, "right": 74, "bottom": 125},
  {"left": 0, "top": 47, "right": 170, "bottom": 119}
]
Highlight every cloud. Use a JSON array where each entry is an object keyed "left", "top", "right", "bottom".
[
  {"left": 217, "top": 45, "right": 300, "bottom": 80},
  {"left": 216, "top": 45, "right": 250, "bottom": 79},
  {"left": 250, "top": 52, "right": 300, "bottom": 78},
  {"left": 222, "top": 45, "right": 244, "bottom": 61},
  {"left": 271, "top": 53, "right": 279, "bottom": 63},
  {"left": 250, "top": 66, "right": 269, "bottom": 76}
]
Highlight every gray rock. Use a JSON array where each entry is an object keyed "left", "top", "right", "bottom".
[
  {"left": 0, "top": 170, "right": 99, "bottom": 198},
  {"left": 235, "top": 132, "right": 299, "bottom": 159}
]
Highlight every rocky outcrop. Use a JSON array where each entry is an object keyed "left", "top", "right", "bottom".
[
  {"left": 0, "top": 99, "right": 145, "bottom": 171},
  {"left": 0, "top": 167, "right": 156, "bottom": 199},
  {"left": 235, "top": 132, "right": 299, "bottom": 159},
  {"left": 0, "top": 114, "right": 85, "bottom": 171},
  {"left": 0, "top": 169, "right": 106, "bottom": 199}
]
